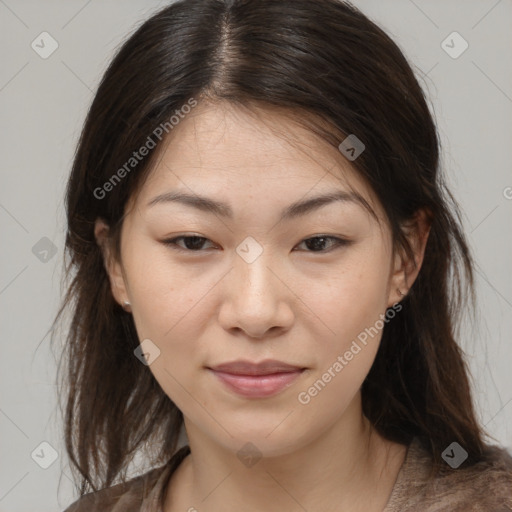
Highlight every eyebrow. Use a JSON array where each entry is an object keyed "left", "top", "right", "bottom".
[{"left": 146, "top": 189, "right": 368, "bottom": 221}]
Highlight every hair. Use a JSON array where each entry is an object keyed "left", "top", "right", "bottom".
[{"left": 53, "top": 0, "right": 491, "bottom": 497}]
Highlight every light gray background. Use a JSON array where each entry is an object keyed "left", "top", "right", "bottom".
[{"left": 1, "top": 1, "right": 511, "bottom": 510}]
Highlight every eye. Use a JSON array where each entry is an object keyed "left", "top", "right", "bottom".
[
  {"left": 162, "top": 235, "right": 217, "bottom": 252},
  {"left": 161, "top": 234, "right": 350, "bottom": 253},
  {"left": 294, "top": 236, "right": 350, "bottom": 253}
]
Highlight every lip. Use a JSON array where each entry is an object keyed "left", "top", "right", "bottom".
[
  {"left": 207, "top": 359, "right": 306, "bottom": 398},
  {"left": 209, "top": 359, "right": 304, "bottom": 375}
]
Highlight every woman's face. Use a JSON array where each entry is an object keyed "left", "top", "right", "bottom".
[{"left": 98, "top": 101, "right": 408, "bottom": 457}]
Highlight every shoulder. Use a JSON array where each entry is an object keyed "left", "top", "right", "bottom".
[
  {"left": 62, "top": 464, "right": 170, "bottom": 512},
  {"left": 433, "top": 444, "right": 512, "bottom": 510},
  {"left": 62, "top": 445, "right": 191, "bottom": 512},
  {"left": 394, "top": 439, "right": 512, "bottom": 511}
]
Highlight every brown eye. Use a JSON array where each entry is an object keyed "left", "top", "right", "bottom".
[
  {"left": 295, "top": 236, "right": 350, "bottom": 253},
  {"left": 162, "top": 236, "right": 216, "bottom": 251}
]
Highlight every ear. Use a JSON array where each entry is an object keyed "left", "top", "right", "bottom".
[
  {"left": 94, "top": 218, "right": 131, "bottom": 311},
  {"left": 387, "top": 208, "right": 431, "bottom": 307}
]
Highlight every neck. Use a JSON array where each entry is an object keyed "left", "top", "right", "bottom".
[{"left": 165, "top": 396, "right": 406, "bottom": 512}]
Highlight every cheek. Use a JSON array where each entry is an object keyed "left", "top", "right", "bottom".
[
  {"left": 305, "top": 249, "right": 391, "bottom": 347},
  {"left": 296, "top": 342, "right": 378, "bottom": 439},
  {"left": 296, "top": 266, "right": 389, "bottom": 423},
  {"left": 126, "top": 243, "right": 216, "bottom": 338},
  {"left": 296, "top": 245, "right": 392, "bottom": 408},
  {"left": 124, "top": 246, "right": 213, "bottom": 412},
  {"left": 122, "top": 244, "right": 220, "bottom": 406}
]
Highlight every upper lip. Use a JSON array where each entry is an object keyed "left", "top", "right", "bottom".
[{"left": 208, "top": 359, "right": 305, "bottom": 376}]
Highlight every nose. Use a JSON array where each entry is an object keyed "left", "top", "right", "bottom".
[{"left": 217, "top": 249, "right": 295, "bottom": 339}]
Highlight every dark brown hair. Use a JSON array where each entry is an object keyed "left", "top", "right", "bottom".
[{"left": 53, "top": 0, "right": 489, "bottom": 496}]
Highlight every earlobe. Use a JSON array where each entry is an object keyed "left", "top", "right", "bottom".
[{"left": 94, "top": 218, "right": 130, "bottom": 310}]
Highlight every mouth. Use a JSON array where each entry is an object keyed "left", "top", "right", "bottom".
[{"left": 206, "top": 359, "right": 307, "bottom": 398}]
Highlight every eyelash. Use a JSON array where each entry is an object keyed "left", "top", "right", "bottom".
[{"left": 161, "top": 235, "right": 351, "bottom": 254}]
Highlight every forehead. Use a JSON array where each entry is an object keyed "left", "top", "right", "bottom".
[{"left": 130, "top": 101, "right": 383, "bottom": 220}]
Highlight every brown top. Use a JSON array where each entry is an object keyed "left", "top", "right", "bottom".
[{"left": 63, "top": 438, "right": 512, "bottom": 512}]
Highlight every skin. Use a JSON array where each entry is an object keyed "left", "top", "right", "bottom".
[{"left": 95, "top": 101, "right": 430, "bottom": 512}]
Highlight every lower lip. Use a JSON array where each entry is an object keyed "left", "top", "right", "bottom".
[{"left": 209, "top": 369, "right": 304, "bottom": 398}]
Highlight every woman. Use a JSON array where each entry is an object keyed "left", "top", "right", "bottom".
[{"left": 57, "top": 0, "right": 512, "bottom": 510}]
